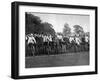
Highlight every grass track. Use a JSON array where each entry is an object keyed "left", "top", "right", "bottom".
[{"left": 25, "top": 52, "right": 89, "bottom": 68}]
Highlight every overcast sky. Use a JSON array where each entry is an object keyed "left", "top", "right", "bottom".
[{"left": 29, "top": 12, "right": 90, "bottom": 33}]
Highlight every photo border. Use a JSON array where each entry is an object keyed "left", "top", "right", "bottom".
[{"left": 11, "top": 1, "right": 98, "bottom": 79}]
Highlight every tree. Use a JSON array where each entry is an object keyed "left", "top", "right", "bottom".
[
  {"left": 26, "top": 13, "right": 41, "bottom": 25},
  {"left": 25, "top": 13, "right": 56, "bottom": 36},
  {"left": 73, "top": 25, "right": 84, "bottom": 36},
  {"left": 63, "top": 23, "right": 71, "bottom": 37},
  {"left": 25, "top": 13, "right": 42, "bottom": 34},
  {"left": 41, "top": 22, "right": 56, "bottom": 36}
]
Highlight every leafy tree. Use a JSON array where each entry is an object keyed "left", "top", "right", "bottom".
[
  {"left": 41, "top": 22, "right": 55, "bottom": 36},
  {"left": 63, "top": 23, "right": 71, "bottom": 36},
  {"left": 25, "top": 13, "right": 42, "bottom": 34},
  {"left": 73, "top": 25, "right": 84, "bottom": 36},
  {"left": 26, "top": 13, "right": 41, "bottom": 25},
  {"left": 25, "top": 13, "right": 56, "bottom": 36}
]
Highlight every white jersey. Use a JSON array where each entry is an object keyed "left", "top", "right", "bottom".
[
  {"left": 43, "top": 36, "right": 48, "bottom": 42},
  {"left": 27, "top": 36, "right": 36, "bottom": 44},
  {"left": 57, "top": 35, "right": 63, "bottom": 41},
  {"left": 85, "top": 36, "right": 89, "bottom": 43},
  {"left": 57, "top": 35, "right": 62, "bottom": 39},
  {"left": 75, "top": 37, "right": 81, "bottom": 45},
  {"left": 69, "top": 37, "right": 74, "bottom": 43},
  {"left": 48, "top": 35, "right": 52, "bottom": 42}
]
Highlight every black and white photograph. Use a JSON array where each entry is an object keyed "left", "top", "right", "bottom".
[
  {"left": 25, "top": 12, "right": 90, "bottom": 68},
  {"left": 11, "top": 1, "right": 97, "bottom": 79}
]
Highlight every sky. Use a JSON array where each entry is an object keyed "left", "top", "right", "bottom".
[{"left": 29, "top": 12, "right": 90, "bottom": 33}]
